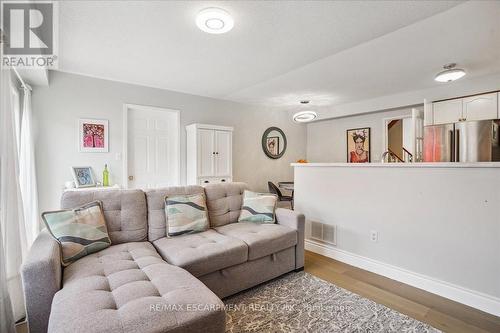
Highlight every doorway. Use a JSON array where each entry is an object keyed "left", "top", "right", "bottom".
[
  {"left": 382, "top": 108, "right": 424, "bottom": 162},
  {"left": 123, "top": 104, "right": 180, "bottom": 189}
]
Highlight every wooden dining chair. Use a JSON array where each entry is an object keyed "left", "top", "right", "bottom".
[{"left": 268, "top": 181, "right": 294, "bottom": 209}]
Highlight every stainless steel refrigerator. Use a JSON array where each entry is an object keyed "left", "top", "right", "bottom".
[{"left": 423, "top": 120, "right": 500, "bottom": 162}]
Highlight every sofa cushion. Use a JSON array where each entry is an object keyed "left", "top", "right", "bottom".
[
  {"left": 146, "top": 186, "right": 205, "bottom": 241},
  {"left": 153, "top": 230, "right": 248, "bottom": 277},
  {"left": 204, "top": 182, "right": 248, "bottom": 227},
  {"left": 48, "top": 242, "right": 225, "bottom": 333},
  {"left": 238, "top": 190, "right": 277, "bottom": 223},
  {"left": 61, "top": 190, "right": 147, "bottom": 244},
  {"left": 165, "top": 194, "right": 209, "bottom": 237},
  {"left": 215, "top": 222, "right": 297, "bottom": 260},
  {"left": 42, "top": 201, "right": 111, "bottom": 266}
]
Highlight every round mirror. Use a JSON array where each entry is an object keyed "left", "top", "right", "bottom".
[{"left": 262, "top": 127, "right": 287, "bottom": 159}]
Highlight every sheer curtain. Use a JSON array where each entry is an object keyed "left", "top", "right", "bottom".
[
  {"left": 19, "top": 85, "right": 40, "bottom": 245},
  {"left": 0, "top": 68, "right": 28, "bottom": 331}
]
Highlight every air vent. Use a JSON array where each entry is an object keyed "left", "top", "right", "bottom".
[{"left": 310, "top": 221, "right": 336, "bottom": 246}]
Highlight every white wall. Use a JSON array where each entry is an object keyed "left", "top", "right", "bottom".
[
  {"left": 32, "top": 71, "right": 306, "bottom": 213},
  {"left": 294, "top": 164, "right": 500, "bottom": 315},
  {"left": 313, "top": 72, "right": 500, "bottom": 121},
  {"left": 307, "top": 107, "right": 414, "bottom": 162}
]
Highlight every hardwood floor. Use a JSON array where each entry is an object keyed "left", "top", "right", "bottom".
[{"left": 305, "top": 250, "right": 500, "bottom": 333}]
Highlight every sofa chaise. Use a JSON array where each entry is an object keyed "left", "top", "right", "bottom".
[{"left": 21, "top": 182, "right": 305, "bottom": 333}]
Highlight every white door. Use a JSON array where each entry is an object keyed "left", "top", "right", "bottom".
[
  {"left": 463, "top": 93, "right": 498, "bottom": 121},
  {"left": 126, "top": 105, "right": 179, "bottom": 189},
  {"left": 198, "top": 129, "right": 215, "bottom": 177},
  {"left": 215, "top": 130, "right": 231, "bottom": 176},
  {"left": 433, "top": 99, "right": 463, "bottom": 125}
]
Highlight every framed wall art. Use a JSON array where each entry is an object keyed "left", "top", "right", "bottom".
[{"left": 78, "top": 118, "right": 109, "bottom": 152}]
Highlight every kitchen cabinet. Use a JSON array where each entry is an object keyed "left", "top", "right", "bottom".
[
  {"left": 462, "top": 92, "right": 498, "bottom": 121},
  {"left": 431, "top": 92, "right": 499, "bottom": 125},
  {"left": 432, "top": 99, "right": 463, "bottom": 125},
  {"left": 186, "top": 124, "right": 233, "bottom": 185}
]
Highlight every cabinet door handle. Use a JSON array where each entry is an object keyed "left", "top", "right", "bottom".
[
  {"left": 216, "top": 152, "right": 219, "bottom": 155},
  {"left": 221, "top": 179, "right": 226, "bottom": 182},
  {"left": 204, "top": 180, "right": 209, "bottom": 184}
]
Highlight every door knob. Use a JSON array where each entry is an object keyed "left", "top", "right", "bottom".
[{"left": 128, "top": 176, "right": 134, "bottom": 181}]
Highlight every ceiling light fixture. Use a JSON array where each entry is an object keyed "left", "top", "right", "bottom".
[
  {"left": 434, "top": 63, "right": 466, "bottom": 83},
  {"left": 293, "top": 111, "right": 317, "bottom": 123},
  {"left": 196, "top": 8, "right": 234, "bottom": 34}
]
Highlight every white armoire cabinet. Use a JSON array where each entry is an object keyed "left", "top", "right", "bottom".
[{"left": 186, "top": 124, "right": 233, "bottom": 185}]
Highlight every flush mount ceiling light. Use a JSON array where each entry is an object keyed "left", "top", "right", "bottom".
[
  {"left": 434, "top": 63, "right": 466, "bottom": 83},
  {"left": 293, "top": 111, "right": 317, "bottom": 123},
  {"left": 196, "top": 8, "right": 234, "bottom": 34}
]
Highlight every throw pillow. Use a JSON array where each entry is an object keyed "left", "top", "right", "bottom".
[
  {"left": 165, "top": 194, "right": 209, "bottom": 237},
  {"left": 42, "top": 201, "right": 111, "bottom": 266},
  {"left": 238, "top": 190, "right": 277, "bottom": 223}
]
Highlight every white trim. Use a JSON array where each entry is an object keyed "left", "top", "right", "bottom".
[
  {"left": 186, "top": 123, "right": 234, "bottom": 132},
  {"left": 122, "top": 105, "right": 128, "bottom": 188},
  {"left": 305, "top": 239, "right": 500, "bottom": 317},
  {"left": 382, "top": 114, "right": 412, "bottom": 155},
  {"left": 122, "top": 103, "right": 181, "bottom": 189}
]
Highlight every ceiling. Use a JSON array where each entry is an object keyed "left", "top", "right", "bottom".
[{"left": 57, "top": 1, "right": 500, "bottom": 112}]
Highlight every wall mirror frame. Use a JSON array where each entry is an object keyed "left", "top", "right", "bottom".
[{"left": 262, "top": 126, "right": 287, "bottom": 159}]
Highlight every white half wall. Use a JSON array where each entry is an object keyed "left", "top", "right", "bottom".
[
  {"left": 32, "top": 71, "right": 306, "bottom": 213},
  {"left": 294, "top": 164, "right": 500, "bottom": 316}
]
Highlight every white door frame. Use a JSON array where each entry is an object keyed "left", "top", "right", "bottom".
[
  {"left": 122, "top": 103, "right": 181, "bottom": 189},
  {"left": 382, "top": 114, "right": 412, "bottom": 153}
]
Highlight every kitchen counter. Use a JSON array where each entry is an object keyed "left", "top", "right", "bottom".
[{"left": 291, "top": 162, "right": 500, "bottom": 168}]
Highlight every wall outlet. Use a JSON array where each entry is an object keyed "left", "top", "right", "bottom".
[{"left": 370, "top": 230, "right": 378, "bottom": 242}]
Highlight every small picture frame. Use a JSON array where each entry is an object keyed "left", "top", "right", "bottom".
[
  {"left": 266, "top": 136, "right": 280, "bottom": 156},
  {"left": 78, "top": 118, "right": 109, "bottom": 152},
  {"left": 71, "top": 166, "right": 96, "bottom": 188},
  {"left": 346, "top": 127, "right": 371, "bottom": 163}
]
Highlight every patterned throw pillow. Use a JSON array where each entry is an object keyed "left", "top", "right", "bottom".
[
  {"left": 42, "top": 201, "right": 111, "bottom": 266},
  {"left": 165, "top": 194, "right": 209, "bottom": 237},
  {"left": 238, "top": 190, "right": 277, "bottom": 223}
]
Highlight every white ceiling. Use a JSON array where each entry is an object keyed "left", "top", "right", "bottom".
[{"left": 57, "top": 0, "right": 500, "bottom": 112}]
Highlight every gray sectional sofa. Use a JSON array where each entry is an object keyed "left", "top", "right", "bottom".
[{"left": 21, "top": 182, "right": 305, "bottom": 333}]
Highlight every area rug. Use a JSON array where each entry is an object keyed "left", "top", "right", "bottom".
[{"left": 224, "top": 272, "right": 440, "bottom": 333}]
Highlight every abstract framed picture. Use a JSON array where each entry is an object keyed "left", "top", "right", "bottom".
[
  {"left": 346, "top": 127, "right": 371, "bottom": 163},
  {"left": 78, "top": 119, "right": 109, "bottom": 152},
  {"left": 71, "top": 166, "right": 96, "bottom": 188},
  {"left": 266, "top": 136, "right": 280, "bottom": 156}
]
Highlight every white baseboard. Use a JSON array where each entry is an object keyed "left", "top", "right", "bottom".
[{"left": 305, "top": 239, "right": 500, "bottom": 317}]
